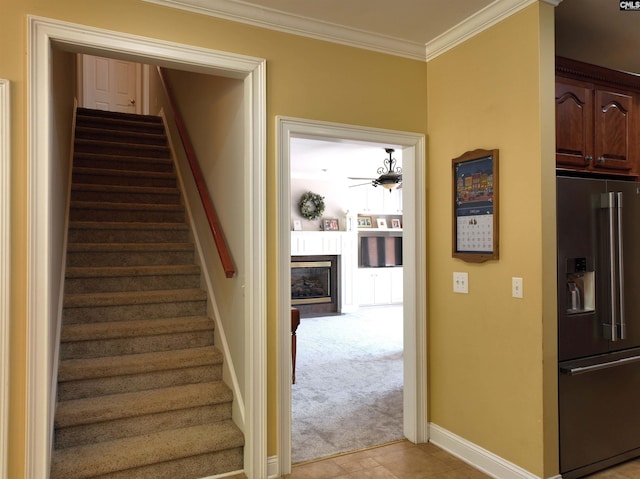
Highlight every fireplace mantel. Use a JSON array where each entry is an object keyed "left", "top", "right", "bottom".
[{"left": 291, "top": 231, "right": 358, "bottom": 313}]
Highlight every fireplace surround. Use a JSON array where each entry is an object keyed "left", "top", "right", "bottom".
[{"left": 291, "top": 255, "right": 338, "bottom": 316}]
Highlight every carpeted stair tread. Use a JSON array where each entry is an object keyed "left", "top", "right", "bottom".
[
  {"left": 55, "top": 381, "right": 232, "bottom": 428},
  {"left": 67, "top": 242, "right": 193, "bottom": 253},
  {"left": 69, "top": 220, "right": 189, "bottom": 231},
  {"left": 75, "top": 126, "right": 168, "bottom": 145},
  {"left": 73, "top": 152, "right": 174, "bottom": 173},
  {"left": 65, "top": 264, "right": 200, "bottom": 279},
  {"left": 61, "top": 316, "right": 213, "bottom": 342},
  {"left": 64, "top": 288, "right": 206, "bottom": 308},
  {"left": 73, "top": 165, "right": 176, "bottom": 181},
  {"left": 75, "top": 137, "right": 170, "bottom": 152},
  {"left": 76, "top": 107, "right": 163, "bottom": 123},
  {"left": 50, "top": 420, "right": 243, "bottom": 479},
  {"left": 71, "top": 200, "right": 184, "bottom": 213},
  {"left": 58, "top": 346, "right": 223, "bottom": 382},
  {"left": 72, "top": 183, "right": 179, "bottom": 196}
]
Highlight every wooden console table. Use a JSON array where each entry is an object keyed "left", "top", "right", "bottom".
[{"left": 291, "top": 308, "right": 300, "bottom": 383}]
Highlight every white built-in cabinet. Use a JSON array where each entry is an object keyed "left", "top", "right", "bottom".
[
  {"left": 350, "top": 184, "right": 402, "bottom": 214},
  {"left": 358, "top": 267, "right": 403, "bottom": 306}
]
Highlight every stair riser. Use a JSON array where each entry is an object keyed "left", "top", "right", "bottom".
[
  {"left": 75, "top": 120, "right": 165, "bottom": 136},
  {"left": 58, "top": 365, "right": 222, "bottom": 401},
  {"left": 70, "top": 208, "right": 185, "bottom": 223},
  {"left": 68, "top": 228, "right": 190, "bottom": 244},
  {"left": 55, "top": 403, "right": 231, "bottom": 449},
  {"left": 63, "top": 300, "right": 207, "bottom": 324},
  {"left": 82, "top": 448, "right": 243, "bottom": 479},
  {"left": 74, "top": 156, "right": 174, "bottom": 173},
  {"left": 66, "top": 250, "right": 193, "bottom": 268},
  {"left": 75, "top": 141, "right": 170, "bottom": 159},
  {"left": 64, "top": 274, "right": 201, "bottom": 294},
  {"left": 71, "top": 190, "right": 181, "bottom": 205},
  {"left": 75, "top": 129, "right": 168, "bottom": 146},
  {"left": 61, "top": 330, "right": 215, "bottom": 359},
  {"left": 72, "top": 172, "right": 177, "bottom": 188}
]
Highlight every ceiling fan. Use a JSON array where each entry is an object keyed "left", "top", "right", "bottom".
[{"left": 348, "top": 148, "right": 402, "bottom": 190}]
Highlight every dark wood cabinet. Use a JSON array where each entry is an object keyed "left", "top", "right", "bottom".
[{"left": 556, "top": 57, "right": 640, "bottom": 178}]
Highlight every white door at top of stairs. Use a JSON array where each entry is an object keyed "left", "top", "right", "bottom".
[{"left": 82, "top": 54, "right": 141, "bottom": 114}]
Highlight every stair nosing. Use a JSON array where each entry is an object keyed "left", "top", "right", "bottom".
[
  {"left": 50, "top": 421, "right": 243, "bottom": 479},
  {"left": 54, "top": 381, "right": 232, "bottom": 428},
  {"left": 68, "top": 221, "right": 189, "bottom": 231},
  {"left": 71, "top": 184, "right": 179, "bottom": 195},
  {"left": 70, "top": 201, "right": 183, "bottom": 211},
  {"left": 73, "top": 166, "right": 176, "bottom": 179},
  {"left": 57, "top": 346, "right": 223, "bottom": 382},
  {"left": 66, "top": 242, "right": 193, "bottom": 252},
  {"left": 63, "top": 288, "right": 206, "bottom": 308},
  {"left": 65, "top": 264, "right": 200, "bottom": 278},
  {"left": 60, "top": 316, "right": 213, "bottom": 342}
]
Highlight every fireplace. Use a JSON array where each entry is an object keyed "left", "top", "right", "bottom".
[{"left": 291, "top": 255, "right": 338, "bottom": 316}]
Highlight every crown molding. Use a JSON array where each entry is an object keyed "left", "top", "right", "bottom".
[
  {"left": 144, "top": 0, "right": 562, "bottom": 62},
  {"left": 143, "top": 0, "right": 427, "bottom": 61},
  {"left": 426, "top": 0, "right": 562, "bottom": 61}
]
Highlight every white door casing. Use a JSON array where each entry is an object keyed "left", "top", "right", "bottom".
[
  {"left": 276, "top": 116, "right": 428, "bottom": 476},
  {"left": 27, "top": 15, "right": 266, "bottom": 479},
  {"left": 0, "top": 78, "right": 10, "bottom": 479}
]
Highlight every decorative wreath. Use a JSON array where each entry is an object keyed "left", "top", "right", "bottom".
[{"left": 298, "top": 191, "right": 325, "bottom": 220}]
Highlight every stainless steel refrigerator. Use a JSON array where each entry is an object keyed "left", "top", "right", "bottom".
[{"left": 557, "top": 176, "right": 640, "bottom": 478}]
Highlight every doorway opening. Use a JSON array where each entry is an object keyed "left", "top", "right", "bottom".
[
  {"left": 276, "top": 117, "right": 428, "bottom": 476},
  {"left": 26, "top": 16, "right": 266, "bottom": 479},
  {"left": 289, "top": 140, "right": 405, "bottom": 463}
]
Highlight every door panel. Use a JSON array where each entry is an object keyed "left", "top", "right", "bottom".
[
  {"left": 559, "top": 349, "right": 640, "bottom": 476},
  {"left": 557, "top": 177, "right": 609, "bottom": 361},
  {"left": 82, "top": 54, "right": 140, "bottom": 113},
  {"left": 609, "top": 181, "right": 640, "bottom": 351}
]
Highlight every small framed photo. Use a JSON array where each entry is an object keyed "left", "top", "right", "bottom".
[
  {"left": 377, "top": 218, "right": 388, "bottom": 229},
  {"left": 323, "top": 218, "right": 339, "bottom": 231},
  {"left": 357, "top": 215, "right": 373, "bottom": 228},
  {"left": 293, "top": 220, "right": 302, "bottom": 231},
  {"left": 391, "top": 218, "right": 402, "bottom": 229}
]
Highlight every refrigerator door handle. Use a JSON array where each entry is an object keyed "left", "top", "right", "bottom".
[
  {"left": 602, "top": 192, "right": 619, "bottom": 341},
  {"left": 615, "top": 192, "right": 626, "bottom": 340},
  {"left": 560, "top": 354, "right": 640, "bottom": 375}
]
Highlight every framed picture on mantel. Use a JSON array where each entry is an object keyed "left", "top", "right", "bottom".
[{"left": 452, "top": 148, "right": 499, "bottom": 263}]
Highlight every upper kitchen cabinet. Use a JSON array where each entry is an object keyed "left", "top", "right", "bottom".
[
  {"left": 350, "top": 183, "right": 403, "bottom": 214},
  {"left": 556, "top": 57, "right": 640, "bottom": 178}
]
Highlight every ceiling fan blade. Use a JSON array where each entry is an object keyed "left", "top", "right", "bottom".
[{"left": 349, "top": 182, "right": 372, "bottom": 188}]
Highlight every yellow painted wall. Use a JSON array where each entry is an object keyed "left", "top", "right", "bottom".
[
  {"left": 1, "top": 1, "right": 426, "bottom": 476},
  {"left": 426, "top": 4, "right": 557, "bottom": 477},
  {"left": 2, "top": 0, "right": 560, "bottom": 477}
]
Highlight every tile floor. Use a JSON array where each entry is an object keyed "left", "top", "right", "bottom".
[
  {"left": 229, "top": 441, "right": 640, "bottom": 479},
  {"left": 283, "top": 441, "right": 488, "bottom": 479},
  {"left": 286, "top": 443, "right": 640, "bottom": 479}
]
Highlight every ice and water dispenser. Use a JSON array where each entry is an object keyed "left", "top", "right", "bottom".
[{"left": 566, "top": 257, "right": 595, "bottom": 314}]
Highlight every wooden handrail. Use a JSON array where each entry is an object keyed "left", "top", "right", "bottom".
[{"left": 157, "top": 67, "right": 236, "bottom": 278}]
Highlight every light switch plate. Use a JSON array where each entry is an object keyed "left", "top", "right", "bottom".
[
  {"left": 453, "top": 272, "right": 468, "bottom": 294},
  {"left": 512, "top": 277, "right": 523, "bottom": 298}
]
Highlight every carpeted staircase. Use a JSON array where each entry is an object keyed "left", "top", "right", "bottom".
[{"left": 50, "top": 108, "right": 244, "bottom": 479}]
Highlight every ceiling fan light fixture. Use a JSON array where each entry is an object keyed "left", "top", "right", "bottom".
[{"left": 372, "top": 148, "right": 402, "bottom": 190}]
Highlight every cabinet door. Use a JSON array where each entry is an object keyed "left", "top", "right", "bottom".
[
  {"left": 593, "top": 89, "right": 634, "bottom": 173},
  {"left": 556, "top": 80, "right": 593, "bottom": 169},
  {"left": 390, "top": 267, "right": 403, "bottom": 303}
]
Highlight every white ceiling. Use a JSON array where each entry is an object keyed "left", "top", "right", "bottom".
[{"left": 147, "top": 0, "right": 639, "bottom": 177}]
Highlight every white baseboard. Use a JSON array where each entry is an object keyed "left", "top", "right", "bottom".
[
  {"left": 429, "top": 423, "right": 561, "bottom": 479},
  {"left": 267, "top": 456, "right": 279, "bottom": 478}
]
